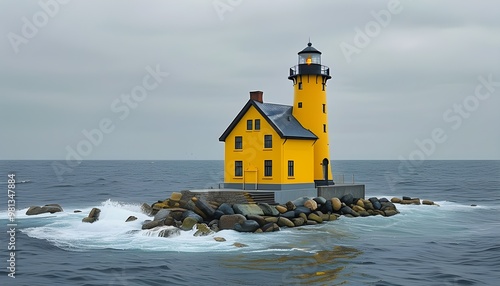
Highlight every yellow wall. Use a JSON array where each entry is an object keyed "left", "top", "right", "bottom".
[
  {"left": 291, "top": 74, "right": 333, "bottom": 181},
  {"left": 223, "top": 105, "right": 315, "bottom": 188}
]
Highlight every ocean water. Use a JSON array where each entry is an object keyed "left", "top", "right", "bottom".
[{"left": 0, "top": 160, "right": 499, "bottom": 286}]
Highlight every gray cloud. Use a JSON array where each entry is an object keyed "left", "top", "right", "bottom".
[{"left": 1, "top": 0, "right": 499, "bottom": 160}]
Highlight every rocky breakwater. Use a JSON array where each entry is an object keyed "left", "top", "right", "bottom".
[
  {"left": 139, "top": 192, "right": 401, "bottom": 238},
  {"left": 390, "top": 196, "right": 439, "bottom": 206}
]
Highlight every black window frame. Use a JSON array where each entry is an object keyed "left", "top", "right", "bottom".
[
  {"left": 288, "top": 160, "right": 294, "bottom": 177},
  {"left": 264, "top": 135, "right": 272, "bottom": 148},
  {"left": 298, "top": 102, "right": 302, "bottom": 108},
  {"left": 264, "top": 160, "right": 272, "bottom": 177},
  {"left": 255, "top": 119, "right": 260, "bottom": 130},
  {"left": 246, "top": 119, "right": 253, "bottom": 130},
  {"left": 235, "top": 136, "right": 242, "bottom": 149},
  {"left": 235, "top": 161, "right": 243, "bottom": 177}
]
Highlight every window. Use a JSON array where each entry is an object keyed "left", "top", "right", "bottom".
[
  {"left": 264, "top": 135, "right": 272, "bottom": 148},
  {"left": 323, "top": 124, "right": 327, "bottom": 133},
  {"left": 298, "top": 102, "right": 302, "bottom": 108},
  {"left": 322, "top": 83, "right": 325, "bottom": 91},
  {"left": 235, "top": 161, "right": 242, "bottom": 177},
  {"left": 298, "top": 82, "right": 303, "bottom": 90},
  {"left": 322, "top": 104, "right": 326, "bottom": 113},
  {"left": 246, "top": 120, "right": 252, "bottom": 130},
  {"left": 288, "top": 160, "right": 294, "bottom": 177},
  {"left": 255, "top": 119, "right": 260, "bottom": 130},
  {"left": 235, "top": 136, "right": 242, "bottom": 149},
  {"left": 264, "top": 160, "right": 272, "bottom": 177}
]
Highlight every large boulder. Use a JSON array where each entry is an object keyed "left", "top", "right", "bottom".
[
  {"left": 181, "top": 217, "right": 198, "bottom": 231},
  {"left": 281, "top": 210, "right": 296, "bottom": 219},
  {"left": 142, "top": 220, "right": 163, "bottom": 230},
  {"left": 292, "top": 196, "right": 311, "bottom": 207},
  {"left": 313, "top": 197, "right": 327, "bottom": 205},
  {"left": 140, "top": 203, "right": 153, "bottom": 216},
  {"left": 369, "top": 197, "right": 382, "bottom": 210},
  {"left": 219, "top": 214, "right": 246, "bottom": 230},
  {"left": 181, "top": 210, "right": 203, "bottom": 223},
  {"left": 321, "top": 200, "right": 334, "bottom": 214},
  {"left": 261, "top": 222, "right": 280, "bottom": 232},
  {"left": 246, "top": 215, "right": 266, "bottom": 227},
  {"left": 234, "top": 220, "right": 260, "bottom": 232},
  {"left": 340, "top": 194, "right": 354, "bottom": 206},
  {"left": 217, "top": 203, "right": 235, "bottom": 215},
  {"left": 232, "top": 204, "right": 264, "bottom": 216},
  {"left": 331, "top": 198, "right": 342, "bottom": 212},
  {"left": 304, "top": 199, "right": 318, "bottom": 211},
  {"left": 294, "top": 206, "right": 312, "bottom": 216},
  {"left": 154, "top": 209, "right": 171, "bottom": 221},
  {"left": 193, "top": 197, "right": 215, "bottom": 218},
  {"left": 277, "top": 217, "right": 295, "bottom": 228},
  {"left": 26, "top": 204, "right": 63, "bottom": 216},
  {"left": 82, "top": 207, "right": 100, "bottom": 223},
  {"left": 259, "top": 203, "right": 280, "bottom": 216}
]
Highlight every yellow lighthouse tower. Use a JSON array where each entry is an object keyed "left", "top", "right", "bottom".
[{"left": 288, "top": 42, "right": 333, "bottom": 185}]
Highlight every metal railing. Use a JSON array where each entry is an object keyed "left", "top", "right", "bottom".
[
  {"left": 289, "top": 64, "right": 330, "bottom": 77},
  {"left": 332, "top": 174, "right": 355, "bottom": 185}
]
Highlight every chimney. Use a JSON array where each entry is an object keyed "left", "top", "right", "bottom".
[{"left": 249, "top": 91, "right": 263, "bottom": 103}]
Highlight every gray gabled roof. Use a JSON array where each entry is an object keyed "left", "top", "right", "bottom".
[{"left": 219, "top": 100, "right": 317, "bottom": 141}]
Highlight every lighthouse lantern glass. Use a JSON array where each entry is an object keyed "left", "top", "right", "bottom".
[{"left": 299, "top": 53, "right": 321, "bottom": 65}]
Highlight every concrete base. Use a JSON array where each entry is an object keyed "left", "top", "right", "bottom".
[
  {"left": 317, "top": 184, "right": 365, "bottom": 200},
  {"left": 186, "top": 183, "right": 365, "bottom": 205}
]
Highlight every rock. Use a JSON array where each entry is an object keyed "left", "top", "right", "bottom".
[
  {"left": 194, "top": 198, "right": 215, "bottom": 218},
  {"left": 292, "top": 217, "right": 305, "bottom": 226},
  {"left": 340, "top": 206, "right": 359, "bottom": 217},
  {"left": 246, "top": 215, "right": 266, "bottom": 227},
  {"left": 358, "top": 211, "right": 370, "bottom": 217},
  {"left": 265, "top": 216, "right": 278, "bottom": 224},
  {"left": 170, "top": 192, "right": 182, "bottom": 201},
  {"left": 154, "top": 209, "right": 171, "bottom": 221},
  {"left": 380, "top": 202, "right": 397, "bottom": 211},
  {"left": 233, "top": 242, "right": 248, "bottom": 248},
  {"left": 313, "top": 196, "right": 327, "bottom": 205},
  {"left": 258, "top": 203, "right": 280, "bottom": 216},
  {"left": 391, "top": 197, "right": 402, "bottom": 203},
  {"left": 181, "top": 217, "right": 198, "bottom": 231},
  {"left": 304, "top": 199, "right": 318, "bottom": 211},
  {"left": 294, "top": 206, "right": 312, "bottom": 216},
  {"left": 82, "top": 207, "right": 101, "bottom": 223},
  {"left": 369, "top": 197, "right": 382, "bottom": 210},
  {"left": 194, "top": 223, "right": 214, "bottom": 236},
  {"left": 26, "top": 204, "right": 64, "bottom": 216},
  {"left": 275, "top": 205, "right": 288, "bottom": 214},
  {"left": 219, "top": 214, "right": 246, "bottom": 230},
  {"left": 213, "top": 210, "right": 224, "bottom": 220},
  {"left": 356, "top": 199, "right": 365, "bottom": 208},
  {"left": 74, "top": 210, "right": 82, "bottom": 213},
  {"left": 217, "top": 203, "right": 235, "bottom": 215},
  {"left": 277, "top": 217, "right": 295, "bottom": 228},
  {"left": 214, "top": 237, "right": 226, "bottom": 242},
  {"left": 308, "top": 213, "right": 323, "bottom": 223},
  {"left": 281, "top": 210, "right": 296, "bottom": 219},
  {"left": 125, "top": 216, "right": 137, "bottom": 222},
  {"left": 331, "top": 198, "right": 342, "bottom": 212},
  {"left": 285, "top": 201, "right": 296, "bottom": 211},
  {"left": 181, "top": 210, "right": 203, "bottom": 223},
  {"left": 422, "top": 200, "right": 435, "bottom": 205},
  {"left": 254, "top": 228, "right": 263, "bottom": 233},
  {"left": 306, "top": 220, "right": 318, "bottom": 225},
  {"left": 321, "top": 200, "right": 333, "bottom": 214},
  {"left": 262, "top": 222, "right": 280, "bottom": 232},
  {"left": 142, "top": 220, "right": 162, "bottom": 230},
  {"left": 299, "top": 213, "right": 308, "bottom": 221},
  {"left": 158, "top": 227, "right": 181, "bottom": 238},
  {"left": 352, "top": 205, "right": 366, "bottom": 213},
  {"left": 163, "top": 216, "right": 175, "bottom": 226},
  {"left": 233, "top": 204, "right": 264, "bottom": 216},
  {"left": 412, "top": 198, "right": 421, "bottom": 205},
  {"left": 402, "top": 196, "right": 412, "bottom": 200},
  {"left": 210, "top": 224, "right": 220, "bottom": 232},
  {"left": 141, "top": 203, "right": 153, "bottom": 216},
  {"left": 383, "top": 209, "right": 399, "bottom": 217},
  {"left": 292, "top": 196, "right": 311, "bottom": 207},
  {"left": 234, "top": 220, "right": 260, "bottom": 232},
  {"left": 328, "top": 214, "right": 339, "bottom": 221},
  {"left": 379, "top": 197, "right": 389, "bottom": 203},
  {"left": 320, "top": 213, "right": 330, "bottom": 221},
  {"left": 340, "top": 194, "right": 354, "bottom": 206},
  {"left": 363, "top": 200, "right": 374, "bottom": 210}
]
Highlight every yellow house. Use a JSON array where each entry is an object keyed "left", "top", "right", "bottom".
[{"left": 219, "top": 42, "right": 333, "bottom": 190}]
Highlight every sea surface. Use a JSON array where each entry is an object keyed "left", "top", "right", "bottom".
[{"left": 0, "top": 160, "right": 499, "bottom": 286}]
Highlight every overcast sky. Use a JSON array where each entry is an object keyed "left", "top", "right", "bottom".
[{"left": 1, "top": 0, "right": 499, "bottom": 160}]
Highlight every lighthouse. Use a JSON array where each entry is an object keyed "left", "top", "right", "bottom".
[
  {"left": 288, "top": 42, "right": 333, "bottom": 185},
  {"left": 219, "top": 42, "right": 334, "bottom": 191}
]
